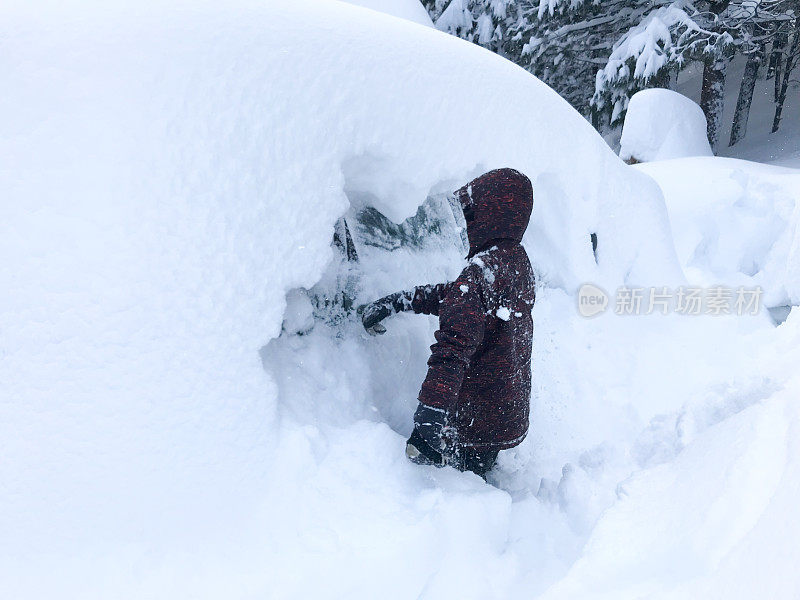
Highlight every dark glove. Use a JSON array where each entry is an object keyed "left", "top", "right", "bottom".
[
  {"left": 406, "top": 427, "right": 444, "bottom": 467},
  {"left": 359, "top": 291, "right": 412, "bottom": 335},
  {"left": 412, "top": 403, "right": 452, "bottom": 455}
]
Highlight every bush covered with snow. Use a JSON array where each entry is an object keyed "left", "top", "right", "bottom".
[
  {"left": 620, "top": 88, "right": 713, "bottom": 163},
  {"left": 3, "top": 1, "right": 800, "bottom": 599}
]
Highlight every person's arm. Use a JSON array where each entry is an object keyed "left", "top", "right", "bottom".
[
  {"left": 360, "top": 291, "right": 409, "bottom": 334},
  {"left": 360, "top": 283, "right": 448, "bottom": 333},
  {"left": 417, "top": 266, "right": 486, "bottom": 414},
  {"left": 409, "top": 283, "right": 448, "bottom": 316}
]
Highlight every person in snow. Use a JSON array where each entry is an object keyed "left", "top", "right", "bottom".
[{"left": 360, "top": 168, "right": 535, "bottom": 477}]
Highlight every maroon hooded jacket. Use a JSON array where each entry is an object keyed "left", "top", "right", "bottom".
[{"left": 409, "top": 168, "right": 535, "bottom": 450}]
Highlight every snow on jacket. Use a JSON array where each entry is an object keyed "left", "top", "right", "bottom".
[{"left": 410, "top": 168, "right": 535, "bottom": 450}]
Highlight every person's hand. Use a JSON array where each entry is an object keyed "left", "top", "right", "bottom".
[
  {"left": 413, "top": 403, "right": 451, "bottom": 453},
  {"left": 359, "top": 298, "right": 391, "bottom": 335},
  {"left": 406, "top": 428, "right": 443, "bottom": 466}
]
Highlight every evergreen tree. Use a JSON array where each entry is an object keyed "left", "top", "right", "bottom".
[
  {"left": 510, "top": 0, "right": 625, "bottom": 117},
  {"left": 592, "top": 1, "right": 734, "bottom": 131},
  {"left": 728, "top": 42, "right": 763, "bottom": 146},
  {"left": 592, "top": 0, "right": 794, "bottom": 149},
  {"left": 772, "top": 13, "right": 800, "bottom": 132},
  {"left": 424, "top": 0, "right": 632, "bottom": 117},
  {"left": 432, "top": 0, "right": 514, "bottom": 55},
  {"left": 423, "top": 0, "right": 798, "bottom": 145},
  {"left": 727, "top": 0, "right": 797, "bottom": 144}
]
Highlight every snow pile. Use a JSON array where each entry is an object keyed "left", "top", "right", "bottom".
[
  {"left": 2, "top": 1, "right": 798, "bottom": 599},
  {"left": 620, "top": 88, "right": 713, "bottom": 162},
  {"left": 336, "top": 0, "right": 433, "bottom": 26},
  {"left": 637, "top": 157, "right": 800, "bottom": 308},
  {"left": 541, "top": 313, "right": 800, "bottom": 599},
  {"left": 539, "top": 151, "right": 800, "bottom": 600}
]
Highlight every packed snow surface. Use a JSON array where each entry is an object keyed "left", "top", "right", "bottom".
[
  {"left": 637, "top": 157, "right": 800, "bottom": 308},
  {"left": 2, "top": 1, "right": 799, "bottom": 599},
  {"left": 620, "top": 88, "right": 713, "bottom": 162}
]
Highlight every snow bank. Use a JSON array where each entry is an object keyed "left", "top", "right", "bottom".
[
  {"left": 637, "top": 157, "right": 800, "bottom": 308},
  {"left": 531, "top": 154, "right": 800, "bottom": 599},
  {"left": 336, "top": 0, "right": 433, "bottom": 26},
  {"left": 540, "top": 309, "right": 800, "bottom": 600},
  {"left": 620, "top": 88, "right": 713, "bottom": 162}
]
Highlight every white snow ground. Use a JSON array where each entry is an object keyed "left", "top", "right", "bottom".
[
  {"left": 552, "top": 155, "right": 800, "bottom": 600},
  {"left": 2, "top": 1, "right": 799, "bottom": 599}
]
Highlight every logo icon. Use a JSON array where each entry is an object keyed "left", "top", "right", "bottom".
[{"left": 578, "top": 283, "right": 609, "bottom": 317}]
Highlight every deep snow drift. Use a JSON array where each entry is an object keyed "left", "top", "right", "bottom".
[
  {"left": 637, "top": 158, "right": 800, "bottom": 310},
  {"left": 2, "top": 1, "right": 799, "bottom": 599}
]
